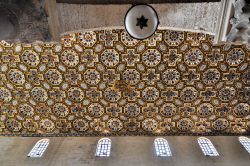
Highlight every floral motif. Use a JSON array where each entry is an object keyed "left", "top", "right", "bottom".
[
  {"left": 101, "top": 49, "right": 119, "bottom": 67},
  {"left": 99, "top": 30, "right": 118, "bottom": 47},
  {"left": 142, "top": 69, "right": 160, "bottom": 85},
  {"left": 61, "top": 50, "right": 79, "bottom": 67},
  {"left": 163, "top": 49, "right": 182, "bottom": 66},
  {"left": 8, "top": 69, "right": 25, "bottom": 85},
  {"left": 122, "top": 69, "right": 140, "bottom": 85},
  {"left": 40, "top": 119, "right": 55, "bottom": 132},
  {"left": 184, "top": 48, "right": 203, "bottom": 66},
  {"left": 226, "top": 48, "right": 245, "bottom": 66},
  {"left": 218, "top": 86, "right": 236, "bottom": 101},
  {"left": 86, "top": 88, "right": 102, "bottom": 102},
  {"left": 19, "top": 104, "right": 34, "bottom": 117},
  {"left": 78, "top": 31, "right": 97, "bottom": 47},
  {"left": 234, "top": 103, "right": 249, "bottom": 117},
  {"left": 104, "top": 87, "right": 121, "bottom": 102},
  {"left": 53, "top": 103, "right": 69, "bottom": 117},
  {"left": 142, "top": 118, "right": 158, "bottom": 131},
  {"left": 88, "top": 103, "right": 104, "bottom": 117},
  {"left": 45, "top": 69, "right": 62, "bottom": 85},
  {"left": 142, "top": 87, "right": 159, "bottom": 102},
  {"left": 212, "top": 118, "right": 229, "bottom": 131},
  {"left": 142, "top": 49, "right": 161, "bottom": 67},
  {"left": 0, "top": 87, "right": 12, "bottom": 102},
  {"left": 83, "top": 69, "right": 100, "bottom": 85},
  {"left": 81, "top": 49, "right": 98, "bottom": 67},
  {"left": 22, "top": 50, "right": 40, "bottom": 67},
  {"left": 165, "top": 31, "right": 184, "bottom": 46},
  {"left": 160, "top": 103, "right": 177, "bottom": 117},
  {"left": 162, "top": 69, "right": 180, "bottom": 85},
  {"left": 177, "top": 118, "right": 194, "bottom": 131},
  {"left": 197, "top": 103, "right": 213, "bottom": 117},
  {"left": 180, "top": 87, "right": 198, "bottom": 102},
  {"left": 202, "top": 69, "right": 220, "bottom": 85},
  {"left": 73, "top": 119, "right": 89, "bottom": 132},
  {"left": 31, "top": 87, "right": 48, "bottom": 102},
  {"left": 68, "top": 87, "right": 84, "bottom": 102},
  {"left": 23, "top": 119, "right": 38, "bottom": 132},
  {"left": 65, "top": 69, "right": 81, "bottom": 85},
  {"left": 124, "top": 103, "right": 140, "bottom": 117},
  {"left": 122, "top": 49, "right": 140, "bottom": 66},
  {"left": 108, "top": 118, "right": 123, "bottom": 131},
  {"left": 6, "top": 119, "right": 22, "bottom": 132}
]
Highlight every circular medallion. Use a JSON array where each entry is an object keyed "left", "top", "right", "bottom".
[
  {"left": 162, "top": 69, "right": 180, "bottom": 85},
  {"left": 73, "top": 119, "right": 89, "bottom": 132},
  {"left": 226, "top": 48, "right": 245, "bottom": 66},
  {"left": 83, "top": 69, "right": 100, "bottom": 85},
  {"left": 22, "top": 50, "right": 40, "bottom": 67},
  {"left": 122, "top": 69, "right": 140, "bottom": 85},
  {"left": 234, "top": 103, "right": 249, "bottom": 117},
  {"left": 197, "top": 103, "right": 214, "bottom": 117},
  {"left": 8, "top": 69, "right": 25, "bottom": 85},
  {"left": 40, "top": 119, "right": 55, "bottom": 132},
  {"left": 31, "top": 87, "right": 48, "bottom": 102},
  {"left": 212, "top": 118, "right": 229, "bottom": 131},
  {"left": 0, "top": 87, "right": 12, "bottom": 102},
  {"left": 177, "top": 118, "right": 194, "bottom": 131},
  {"left": 124, "top": 103, "right": 140, "bottom": 117},
  {"left": 78, "top": 31, "right": 97, "bottom": 47},
  {"left": 101, "top": 49, "right": 119, "bottom": 67},
  {"left": 184, "top": 48, "right": 203, "bottom": 66},
  {"left": 88, "top": 103, "right": 104, "bottom": 117},
  {"left": 61, "top": 50, "right": 79, "bottom": 67},
  {"left": 202, "top": 69, "right": 220, "bottom": 85},
  {"left": 68, "top": 87, "right": 84, "bottom": 102},
  {"left": 142, "top": 118, "right": 158, "bottom": 131},
  {"left": 45, "top": 69, "right": 63, "bottom": 85},
  {"left": 104, "top": 87, "right": 121, "bottom": 102},
  {"left": 142, "top": 49, "right": 161, "bottom": 67},
  {"left": 108, "top": 118, "right": 123, "bottom": 131},
  {"left": 218, "top": 86, "right": 236, "bottom": 101},
  {"left": 180, "top": 87, "right": 198, "bottom": 102},
  {"left": 19, "top": 104, "right": 34, "bottom": 117},
  {"left": 160, "top": 103, "right": 177, "bottom": 117},
  {"left": 6, "top": 119, "right": 22, "bottom": 132},
  {"left": 142, "top": 87, "right": 159, "bottom": 102},
  {"left": 53, "top": 103, "right": 69, "bottom": 117},
  {"left": 124, "top": 4, "right": 159, "bottom": 40},
  {"left": 165, "top": 31, "right": 184, "bottom": 46}
]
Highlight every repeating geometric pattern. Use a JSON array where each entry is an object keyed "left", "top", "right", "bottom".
[{"left": 0, "top": 28, "right": 249, "bottom": 136}]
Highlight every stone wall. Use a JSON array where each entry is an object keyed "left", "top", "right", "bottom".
[
  {"left": 0, "top": 0, "right": 50, "bottom": 42},
  {"left": 0, "top": 136, "right": 249, "bottom": 166},
  {"left": 56, "top": 2, "right": 220, "bottom": 34}
]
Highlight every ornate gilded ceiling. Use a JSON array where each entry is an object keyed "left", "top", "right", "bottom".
[{"left": 0, "top": 28, "right": 249, "bottom": 136}]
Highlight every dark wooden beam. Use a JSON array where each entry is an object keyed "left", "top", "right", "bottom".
[{"left": 56, "top": 0, "right": 221, "bottom": 4}]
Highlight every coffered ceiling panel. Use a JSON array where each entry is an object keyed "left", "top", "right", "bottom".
[{"left": 0, "top": 27, "right": 249, "bottom": 136}]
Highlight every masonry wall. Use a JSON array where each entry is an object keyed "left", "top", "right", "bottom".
[{"left": 0, "top": 136, "right": 249, "bottom": 166}]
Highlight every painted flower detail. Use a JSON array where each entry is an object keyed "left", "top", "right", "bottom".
[
  {"left": 101, "top": 49, "right": 119, "bottom": 67},
  {"left": 8, "top": 69, "right": 25, "bottom": 85},
  {"left": 184, "top": 48, "right": 203, "bottom": 66},
  {"left": 226, "top": 48, "right": 245, "bottom": 66},
  {"left": 142, "top": 87, "right": 159, "bottom": 102},
  {"left": 142, "top": 49, "right": 161, "bottom": 67},
  {"left": 162, "top": 69, "right": 180, "bottom": 85}
]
